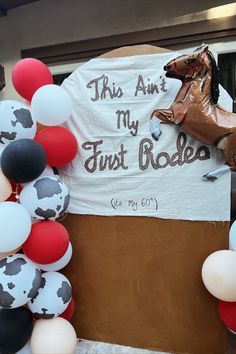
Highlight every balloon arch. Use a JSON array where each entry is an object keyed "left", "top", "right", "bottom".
[{"left": 0, "top": 58, "right": 78, "bottom": 353}]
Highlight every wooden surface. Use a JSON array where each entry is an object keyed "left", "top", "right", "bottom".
[
  {"left": 62, "top": 216, "right": 228, "bottom": 354},
  {"left": 61, "top": 45, "right": 229, "bottom": 354}
]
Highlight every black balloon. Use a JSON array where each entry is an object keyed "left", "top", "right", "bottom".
[
  {"left": 0, "top": 307, "right": 33, "bottom": 354},
  {"left": 1, "top": 139, "right": 46, "bottom": 183}
]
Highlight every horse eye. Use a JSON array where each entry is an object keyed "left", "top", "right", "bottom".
[{"left": 185, "top": 59, "right": 197, "bottom": 64}]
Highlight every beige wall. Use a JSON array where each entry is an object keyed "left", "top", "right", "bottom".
[{"left": 0, "top": 0, "right": 235, "bottom": 100}]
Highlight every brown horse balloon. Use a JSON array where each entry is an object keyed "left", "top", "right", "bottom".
[{"left": 150, "top": 44, "right": 236, "bottom": 181}]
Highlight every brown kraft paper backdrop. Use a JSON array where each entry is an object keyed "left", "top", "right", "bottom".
[{"left": 61, "top": 45, "right": 229, "bottom": 354}]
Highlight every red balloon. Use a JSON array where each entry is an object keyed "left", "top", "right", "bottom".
[
  {"left": 6, "top": 182, "right": 22, "bottom": 202},
  {"left": 60, "top": 297, "right": 75, "bottom": 321},
  {"left": 35, "top": 126, "right": 78, "bottom": 167},
  {"left": 12, "top": 58, "right": 53, "bottom": 102},
  {"left": 218, "top": 300, "right": 236, "bottom": 331},
  {"left": 22, "top": 220, "right": 69, "bottom": 264}
]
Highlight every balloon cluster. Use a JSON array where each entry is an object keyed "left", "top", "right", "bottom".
[
  {"left": 202, "top": 221, "right": 236, "bottom": 335},
  {"left": 0, "top": 58, "right": 78, "bottom": 353}
]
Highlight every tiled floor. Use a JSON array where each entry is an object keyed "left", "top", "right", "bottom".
[
  {"left": 17, "top": 335, "right": 236, "bottom": 353},
  {"left": 76, "top": 340, "right": 168, "bottom": 354},
  {"left": 17, "top": 339, "right": 169, "bottom": 354}
]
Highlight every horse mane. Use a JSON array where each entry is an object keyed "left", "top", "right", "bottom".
[{"left": 207, "top": 50, "right": 220, "bottom": 104}]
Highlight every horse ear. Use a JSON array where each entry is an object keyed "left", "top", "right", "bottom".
[
  {"left": 194, "top": 44, "right": 209, "bottom": 60},
  {"left": 194, "top": 44, "right": 209, "bottom": 55},
  {"left": 201, "top": 44, "right": 209, "bottom": 52}
]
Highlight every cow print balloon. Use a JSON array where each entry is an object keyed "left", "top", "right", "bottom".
[
  {"left": 19, "top": 176, "right": 70, "bottom": 220},
  {"left": 0, "top": 254, "right": 42, "bottom": 308},
  {"left": 27, "top": 272, "right": 72, "bottom": 318},
  {"left": 0, "top": 100, "right": 36, "bottom": 146}
]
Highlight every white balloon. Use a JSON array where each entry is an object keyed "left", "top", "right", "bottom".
[
  {"left": 0, "top": 254, "right": 42, "bottom": 308},
  {"left": 202, "top": 250, "right": 236, "bottom": 301},
  {"left": 27, "top": 271, "right": 72, "bottom": 318},
  {"left": 31, "top": 84, "right": 72, "bottom": 126},
  {"left": 0, "top": 202, "right": 32, "bottom": 252},
  {"left": 230, "top": 220, "right": 236, "bottom": 251},
  {"left": 0, "top": 100, "right": 36, "bottom": 145},
  {"left": 36, "top": 242, "right": 72, "bottom": 272},
  {"left": 19, "top": 176, "right": 70, "bottom": 220},
  {"left": 30, "top": 317, "right": 77, "bottom": 354}
]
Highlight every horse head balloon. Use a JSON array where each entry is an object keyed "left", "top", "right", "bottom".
[{"left": 150, "top": 44, "right": 236, "bottom": 181}]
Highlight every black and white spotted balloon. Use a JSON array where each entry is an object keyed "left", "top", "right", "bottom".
[
  {"left": 0, "top": 100, "right": 36, "bottom": 146},
  {"left": 27, "top": 271, "right": 72, "bottom": 318},
  {"left": 19, "top": 176, "right": 70, "bottom": 220},
  {"left": 0, "top": 254, "right": 42, "bottom": 309}
]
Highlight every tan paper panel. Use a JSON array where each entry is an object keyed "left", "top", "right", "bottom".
[{"left": 62, "top": 215, "right": 228, "bottom": 354}]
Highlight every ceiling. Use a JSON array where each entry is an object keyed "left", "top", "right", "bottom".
[{"left": 0, "top": 0, "right": 39, "bottom": 16}]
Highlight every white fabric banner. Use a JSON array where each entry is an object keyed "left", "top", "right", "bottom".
[{"left": 60, "top": 53, "right": 231, "bottom": 221}]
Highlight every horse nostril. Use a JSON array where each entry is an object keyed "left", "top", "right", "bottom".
[{"left": 164, "top": 64, "right": 171, "bottom": 71}]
